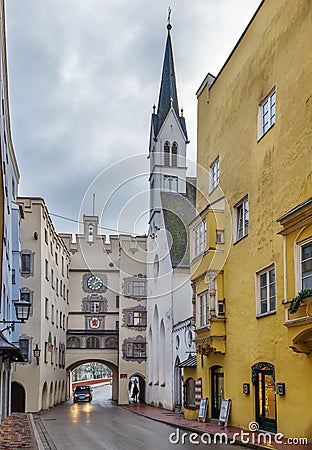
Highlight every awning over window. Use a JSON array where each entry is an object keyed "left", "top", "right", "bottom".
[
  {"left": 179, "top": 354, "right": 197, "bottom": 367},
  {"left": 0, "top": 333, "right": 24, "bottom": 362}
]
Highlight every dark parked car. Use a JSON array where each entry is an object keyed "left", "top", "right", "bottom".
[{"left": 73, "top": 385, "right": 93, "bottom": 403}]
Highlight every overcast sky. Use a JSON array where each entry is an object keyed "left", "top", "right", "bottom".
[{"left": 5, "top": 0, "right": 260, "bottom": 237}]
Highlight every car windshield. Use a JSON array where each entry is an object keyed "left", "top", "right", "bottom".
[{"left": 75, "top": 386, "right": 90, "bottom": 392}]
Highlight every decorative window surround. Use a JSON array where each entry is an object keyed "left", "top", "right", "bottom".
[
  {"left": 122, "top": 305, "right": 147, "bottom": 330},
  {"left": 21, "top": 250, "right": 35, "bottom": 278},
  {"left": 122, "top": 335, "right": 146, "bottom": 362},
  {"left": 82, "top": 294, "right": 108, "bottom": 313},
  {"left": 124, "top": 274, "right": 147, "bottom": 299}
]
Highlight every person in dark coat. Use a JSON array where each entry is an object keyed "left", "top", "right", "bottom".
[{"left": 132, "top": 380, "right": 139, "bottom": 403}]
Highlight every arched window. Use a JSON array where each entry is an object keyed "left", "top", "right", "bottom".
[
  {"left": 86, "top": 337, "right": 100, "bottom": 349},
  {"left": 172, "top": 142, "right": 178, "bottom": 166},
  {"left": 185, "top": 378, "right": 196, "bottom": 408},
  {"left": 67, "top": 337, "right": 80, "bottom": 348},
  {"left": 164, "top": 141, "right": 170, "bottom": 166}
]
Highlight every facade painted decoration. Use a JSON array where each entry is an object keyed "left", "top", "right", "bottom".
[
  {"left": 184, "top": 0, "right": 312, "bottom": 441},
  {"left": 60, "top": 216, "right": 147, "bottom": 405}
]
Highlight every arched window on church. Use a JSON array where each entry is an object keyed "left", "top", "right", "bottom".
[
  {"left": 164, "top": 141, "right": 170, "bottom": 166},
  {"left": 172, "top": 142, "right": 178, "bottom": 166}
]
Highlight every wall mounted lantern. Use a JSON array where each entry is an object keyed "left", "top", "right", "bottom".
[
  {"left": 1, "top": 300, "right": 31, "bottom": 332},
  {"left": 33, "top": 344, "right": 41, "bottom": 365}
]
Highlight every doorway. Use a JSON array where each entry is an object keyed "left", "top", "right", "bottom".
[
  {"left": 253, "top": 363, "right": 276, "bottom": 433},
  {"left": 11, "top": 382, "right": 25, "bottom": 412},
  {"left": 211, "top": 366, "right": 224, "bottom": 419},
  {"left": 174, "top": 357, "right": 182, "bottom": 409}
]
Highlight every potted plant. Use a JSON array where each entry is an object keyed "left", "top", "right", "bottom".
[{"left": 289, "top": 289, "right": 312, "bottom": 314}]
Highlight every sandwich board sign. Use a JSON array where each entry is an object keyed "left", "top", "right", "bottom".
[
  {"left": 218, "top": 399, "right": 231, "bottom": 427},
  {"left": 198, "top": 398, "right": 208, "bottom": 422}
]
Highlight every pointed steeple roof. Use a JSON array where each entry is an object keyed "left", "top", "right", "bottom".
[
  {"left": 151, "top": 15, "right": 188, "bottom": 140},
  {"left": 157, "top": 23, "right": 179, "bottom": 130}
]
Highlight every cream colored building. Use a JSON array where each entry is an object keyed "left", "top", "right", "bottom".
[
  {"left": 60, "top": 216, "right": 147, "bottom": 405},
  {"left": 12, "top": 197, "right": 70, "bottom": 412}
]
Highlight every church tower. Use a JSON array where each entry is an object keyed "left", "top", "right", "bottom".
[
  {"left": 148, "top": 16, "right": 189, "bottom": 234},
  {"left": 146, "top": 12, "right": 195, "bottom": 411}
]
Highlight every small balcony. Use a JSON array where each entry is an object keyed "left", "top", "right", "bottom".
[
  {"left": 284, "top": 296, "right": 312, "bottom": 354},
  {"left": 195, "top": 314, "right": 226, "bottom": 355}
]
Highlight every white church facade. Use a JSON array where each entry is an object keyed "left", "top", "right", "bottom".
[{"left": 146, "top": 19, "right": 195, "bottom": 411}]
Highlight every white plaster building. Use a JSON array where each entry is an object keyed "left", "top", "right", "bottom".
[
  {"left": 146, "top": 20, "right": 196, "bottom": 411},
  {"left": 12, "top": 198, "right": 70, "bottom": 412},
  {"left": 0, "top": 0, "right": 25, "bottom": 424},
  {"left": 60, "top": 216, "right": 147, "bottom": 405}
]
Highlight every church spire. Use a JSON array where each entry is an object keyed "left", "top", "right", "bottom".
[{"left": 156, "top": 10, "right": 180, "bottom": 133}]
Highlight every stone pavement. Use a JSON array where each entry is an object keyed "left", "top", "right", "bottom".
[
  {"left": 124, "top": 402, "right": 312, "bottom": 450},
  {"left": 0, "top": 413, "right": 38, "bottom": 449},
  {"left": 0, "top": 406, "right": 311, "bottom": 449}
]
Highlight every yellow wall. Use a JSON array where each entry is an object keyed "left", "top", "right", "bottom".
[{"left": 188, "top": 0, "right": 312, "bottom": 440}]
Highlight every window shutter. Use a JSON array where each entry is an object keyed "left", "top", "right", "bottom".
[
  {"left": 195, "top": 378, "right": 202, "bottom": 409},
  {"left": 183, "top": 381, "right": 187, "bottom": 407},
  {"left": 126, "top": 343, "right": 133, "bottom": 357},
  {"left": 127, "top": 311, "right": 133, "bottom": 326}
]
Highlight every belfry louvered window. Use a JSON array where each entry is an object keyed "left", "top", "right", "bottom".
[
  {"left": 164, "top": 141, "right": 170, "bottom": 165},
  {"left": 172, "top": 142, "right": 178, "bottom": 166}
]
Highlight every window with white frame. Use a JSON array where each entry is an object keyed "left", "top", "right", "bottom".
[
  {"left": 259, "top": 88, "right": 276, "bottom": 137},
  {"left": 257, "top": 265, "right": 276, "bottom": 316},
  {"left": 301, "top": 241, "right": 312, "bottom": 290},
  {"left": 210, "top": 156, "right": 220, "bottom": 192},
  {"left": 235, "top": 197, "right": 249, "bottom": 241},
  {"left": 193, "top": 219, "right": 206, "bottom": 258},
  {"left": 198, "top": 291, "right": 210, "bottom": 328}
]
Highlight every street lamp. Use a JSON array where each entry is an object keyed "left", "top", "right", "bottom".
[
  {"left": 33, "top": 343, "right": 41, "bottom": 365},
  {"left": 1, "top": 300, "right": 31, "bottom": 332}
]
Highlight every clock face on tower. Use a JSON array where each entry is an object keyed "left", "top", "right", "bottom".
[{"left": 87, "top": 275, "right": 103, "bottom": 291}]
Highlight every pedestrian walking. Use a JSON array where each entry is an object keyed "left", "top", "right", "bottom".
[{"left": 132, "top": 380, "right": 139, "bottom": 403}]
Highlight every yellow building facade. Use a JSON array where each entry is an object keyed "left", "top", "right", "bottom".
[{"left": 184, "top": 0, "right": 312, "bottom": 440}]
